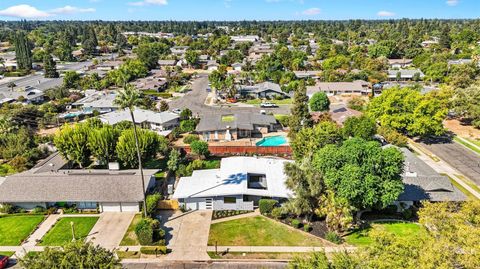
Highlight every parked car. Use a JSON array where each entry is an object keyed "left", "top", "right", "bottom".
[
  {"left": 0, "top": 255, "right": 8, "bottom": 269},
  {"left": 260, "top": 102, "right": 278, "bottom": 108},
  {"left": 172, "top": 108, "right": 182, "bottom": 114}
]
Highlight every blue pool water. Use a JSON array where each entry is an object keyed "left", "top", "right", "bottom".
[{"left": 256, "top": 136, "right": 287, "bottom": 147}]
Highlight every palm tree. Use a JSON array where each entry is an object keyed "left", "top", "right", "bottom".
[
  {"left": 114, "top": 84, "right": 147, "bottom": 218},
  {"left": 7, "top": 82, "right": 16, "bottom": 92}
]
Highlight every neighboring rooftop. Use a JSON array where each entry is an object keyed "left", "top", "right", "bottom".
[{"left": 98, "top": 108, "right": 179, "bottom": 126}]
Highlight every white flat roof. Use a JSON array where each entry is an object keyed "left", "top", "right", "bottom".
[{"left": 173, "top": 157, "right": 292, "bottom": 199}]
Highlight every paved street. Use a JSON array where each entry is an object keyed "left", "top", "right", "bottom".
[
  {"left": 168, "top": 76, "right": 291, "bottom": 116},
  {"left": 419, "top": 138, "right": 480, "bottom": 185}
]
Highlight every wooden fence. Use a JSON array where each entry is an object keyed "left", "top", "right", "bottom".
[
  {"left": 158, "top": 200, "right": 179, "bottom": 210},
  {"left": 179, "top": 145, "right": 292, "bottom": 156}
]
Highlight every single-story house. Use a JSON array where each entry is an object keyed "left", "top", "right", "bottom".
[
  {"left": 196, "top": 113, "right": 280, "bottom": 141},
  {"left": 72, "top": 91, "right": 118, "bottom": 114},
  {"left": 173, "top": 156, "right": 292, "bottom": 210},
  {"left": 394, "top": 147, "right": 466, "bottom": 207},
  {"left": 238, "top": 81, "right": 289, "bottom": 99},
  {"left": 206, "top": 60, "right": 219, "bottom": 71},
  {"left": 98, "top": 108, "right": 179, "bottom": 135},
  {"left": 170, "top": 46, "right": 189, "bottom": 56},
  {"left": 387, "top": 69, "right": 425, "bottom": 81},
  {"left": 0, "top": 153, "right": 158, "bottom": 212},
  {"left": 311, "top": 104, "right": 362, "bottom": 126},
  {"left": 158, "top": 59, "right": 177, "bottom": 68},
  {"left": 133, "top": 77, "right": 168, "bottom": 92},
  {"left": 448, "top": 59, "right": 479, "bottom": 67},
  {"left": 231, "top": 62, "right": 243, "bottom": 71},
  {"left": 388, "top": 59, "right": 413, "bottom": 69},
  {"left": 0, "top": 87, "right": 45, "bottom": 104},
  {"left": 306, "top": 80, "right": 370, "bottom": 97},
  {"left": 293, "top": 70, "right": 321, "bottom": 79},
  {"left": 421, "top": 38, "right": 439, "bottom": 48},
  {"left": 230, "top": 35, "right": 260, "bottom": 43},
  {"left": 96, "top": 60, "right": 122, "bottom": 71}
]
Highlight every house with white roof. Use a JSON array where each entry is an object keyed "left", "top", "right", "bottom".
[
  {"left": 387, "top": 69, "right": 425, "bottom": 81},
  {"left": 98, "top": 108, "right": 179, "bottom": 136},
  {"left": 173, "top": 157, "right": 292, "bottom": 210}
]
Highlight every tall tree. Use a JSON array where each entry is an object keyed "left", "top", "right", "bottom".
[
  {"left": 14, "top": 31, "right": 32, "bottom": 71},
  {"left": 43, "top": 54, "right": 58, "bottom": 78},
  {"left": 114, "top": 84, "right": 148, "bottom": 217},
  {"left": 87, "top": 125, "right": 119, "bottom": 165},
  {"left": 54, "top": 123, "right": 91, "bottom": 168},
  {"left": 288, "top": 81, "right": 312, "bottom": 138}
]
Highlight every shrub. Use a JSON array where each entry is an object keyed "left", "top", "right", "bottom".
[
  {"left": 347, "top": 96, "right": 366, "bottom": 111},
  {"left": 183, "top": 134, "right": 199, "bottom": 144},
  {"left": 0, "top": 203, "right": 16, "bottom": 214},
  {"left": 309, "top": 92, "right": 330, "bottom": 112},
  {"left": 378, "top": 126, "right": 407, "bottom": 147},
  {"left": 32, "top": 206, "right": 46, "bottom": 214},
  {"left": 303, "top": 224, "right": 311, "bottom": 232},
  {"left": 190, "top": 140, "right": 209, "bottom": 158},
  {"left": 146, "top": 193, "right": 161, "bottom": 216},
  {"left": 180, "top": 119, "right": 197, "bottom": 133},
  {"left": 271, "top": 207, "right": 284, "bottom": 219},
  {"left": 291, "top": 219, "right": 301, "bottom": 228},
  {"left": 258, "top": 199, "right": 277, "bottom": 215},
  {"left": 325, "top": 231, "right": 343, "bottom": 244},
  {"left": 140, "top": 246, "right": 168, "bottom": 255},
  {"left": 135, "top": 219, "right": 154, "bottom": 245},
  {"left": 402, "top": 208, "right": 414, "bottom": 220}
]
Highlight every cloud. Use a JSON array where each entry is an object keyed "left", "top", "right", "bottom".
[
  {"left": 128, "top": 0, "right": 168, "bottom": 6},
  {"left": 50, "top": 6, "right": 96, "bottom": 15},
  {"left": 0, "top": 4, "right": 50, "bottom": 18},
  {"left": 0, "top": 4, "right": 96, "bottom": 19},
  {"left": 446, "top": 0, "right": 459, "bottom": 6},
  {"left": 302, "top": 7, "right": 321, "bottom": 15},
  {"left": 377, "top": 10, "right": 396, "bottom": 17}
]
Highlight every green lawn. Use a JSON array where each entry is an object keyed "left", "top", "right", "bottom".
[
  {"left": 0, "top": 215, "right": 45, "bottom": 246},
  {"left": 120, "top": 214, "right": 142, "bottom": 246},
  {"left": 345, "top": 222, "right": 423, "bottom": 247},
  {"left": 39, "top": 217, "right": 99, "bottom": 246},
  {"left": 0, "top": 251, "right": 15, "bottom": 257},
  {"left": 465, "top": 137, "right": 480, "bottom": 148},
  {"left": 208, "top": 216, "right": 324, "bottom": 246}
]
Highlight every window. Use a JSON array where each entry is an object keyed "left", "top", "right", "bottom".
[{"left": 223, "top": 197, "right": 236, "bottom": 204}]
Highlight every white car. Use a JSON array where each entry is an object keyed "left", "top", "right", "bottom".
[{"left": 260, "top": 102, "right": 278, "bottom": 108}]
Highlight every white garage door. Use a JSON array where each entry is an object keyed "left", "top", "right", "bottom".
[
  {"left": 120, "top": 203, "right": 140, "bottom": 212},
  {"left": 185, "top": 198, "right": 207, "bottom": 210},
  {"left": 101, "top": 202, "right": 121, "bottom": 212}
]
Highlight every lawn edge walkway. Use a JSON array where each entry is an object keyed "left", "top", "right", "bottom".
[
  {"left": 211, "top": 210, "right": 260, "bottom": 224},
  {"left": 206, "top": 246, "right": 356, "bottom": 253}
]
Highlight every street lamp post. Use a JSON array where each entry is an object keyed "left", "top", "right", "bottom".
[{"left": 70, "top": 221, "right": 76, "bottom": 242}]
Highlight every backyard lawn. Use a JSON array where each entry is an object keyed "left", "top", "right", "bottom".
[
  {"left": 345, "top": 221, "right": 424, "bottom": 247},
  {"left": 208, "top": 216, "right": 324, "bottom": 246},
  {"left": 39, "top": 217, "right": 99, "bottom": 246},
  {"left": 120, "top": 214, "right": 142, "bottom": 246},
  {"left": 0, "top": 215, "right": 45, "bottom": 246}
]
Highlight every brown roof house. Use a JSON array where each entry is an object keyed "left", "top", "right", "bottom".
[{"left": 196, "top": 113, "right": 280, "bottom": 142}]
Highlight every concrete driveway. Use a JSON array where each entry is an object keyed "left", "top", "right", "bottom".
[
  {"left": 163, "top": 210, "right": 212, "bottom": 261},
  {"left": 87, "top": 212, "right": 135, "bottom": 249}
]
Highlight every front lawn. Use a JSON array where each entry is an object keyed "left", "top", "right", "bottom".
[
  {"left": 120, "top": 214, "right": 142, "bottom": 246},
  {"left": 39, "top": 217, "right": 99, "bottom": 246},
  {"left": 244, "top": 99, "right": 292, "bottom": 105},
  {"left": 0, "top": 215, "right": 45, "bottom": 246},
  {"left": 345, "top": 221, "right": 423, "bottom": 247},
  {"left": 208, "top": 216, "right": 324, "bottom": 246},
  {"left": 0, "top": 251, "right": 15, "bottom": 257}
]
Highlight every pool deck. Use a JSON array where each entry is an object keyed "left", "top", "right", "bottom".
[{"left": 174, "top": 132, "right": 289, "bottom": 147}]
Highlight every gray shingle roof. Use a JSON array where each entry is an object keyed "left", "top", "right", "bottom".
[
  {"left": 196, "top": 113, "right": 277, "bottom": 132},
  {"left": 0, "top": 153, "right": 158, "bottom": 203},
  {"left": 397, "top": 147, "right": 466, "bottom": 202},
  {"left": 98, "top": 108, "right": 179, "bottom": 126}
]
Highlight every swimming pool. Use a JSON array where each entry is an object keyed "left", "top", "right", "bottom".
[{"left": 256, "top": 135, "right": 287, "bottom": 147}]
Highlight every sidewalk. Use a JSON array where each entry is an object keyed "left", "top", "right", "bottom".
[
  {"left": 22, "top": 214, "right": 60, "bottom": 247},
  {"left": 211, "top": 210, "right": 260, "bottom": 224},
  {"left": 454, "top": 136, "right": 480, "bottom": 155},
  {"left": 409, "top": 141, "right": 480, "bottom": 199}
]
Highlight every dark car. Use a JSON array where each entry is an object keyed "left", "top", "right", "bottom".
[{"left": 0, "top": 255, "right": 8, "bottom": 269}]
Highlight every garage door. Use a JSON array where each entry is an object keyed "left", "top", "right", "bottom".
[
  {"left": 185, "top": 198, "right": 207, "bottom": 210},
  {"left": 101, "top": 202, "right": 121, "bottom": 212},
  {"left": 120, "top": 203, "right": 140, "bottom": 212}
]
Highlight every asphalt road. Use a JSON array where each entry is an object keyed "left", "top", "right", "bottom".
[
  {"left": 419, "top": 139, "right": 480, "bottom": 185},
  {"left": 168, "top": 75, "right": 291, "bottom": 116},
  {"left": 122, "top": 261, "right": 288, "bottom": 269}
]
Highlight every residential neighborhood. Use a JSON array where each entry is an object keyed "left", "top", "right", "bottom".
[{"left": 0, "top": 1, "right": 480, "bottom": 268}]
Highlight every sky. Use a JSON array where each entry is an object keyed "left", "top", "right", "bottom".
[{"left": 0, "top": 0, "right": 478, "bottom": 21}]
